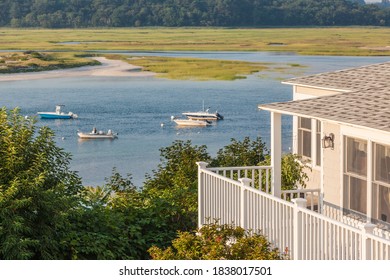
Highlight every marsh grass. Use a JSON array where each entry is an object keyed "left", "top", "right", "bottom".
[
  {"left": 1, "top": 27, "right": 390, "bottom": 56},
  {"left": 0, "top": 51, "right": 99, "bottom": 73},
  {"left": 125, "top": 56, "right": 269, "bottom": 80},
  {"left": 2, "top": 27, "right": 386, "bottom": 80}
]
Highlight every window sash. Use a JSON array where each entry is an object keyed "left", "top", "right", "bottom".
[
  {"left": 343, "top": 136, "right": 368, "bottom": 216},
  {"left": 298, "top": 117, "right": 312, "bottom": 160}
]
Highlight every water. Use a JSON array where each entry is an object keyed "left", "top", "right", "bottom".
[{"left": 0, "top": 52, "right": 388, "bottom": 187}]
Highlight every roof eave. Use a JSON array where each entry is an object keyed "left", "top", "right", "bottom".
[
  {"left": 281, "top": 81, "right": 351, "bottom": 93},
  {"left": 258, "top": 104, "right": 390, "bottom": 135}
]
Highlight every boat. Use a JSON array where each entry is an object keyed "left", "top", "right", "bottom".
[
  {"left": 172, "top": 117, "right": 211, "bottom": 127},
  {"left": 77, "top": 127, "right": 118, "bottom": 139},
  {"left": 37, "top": 105, "right": 78, "bottom": 119},
  {"left": 182, "top": 101, "right": 223, "bottom": 121}
]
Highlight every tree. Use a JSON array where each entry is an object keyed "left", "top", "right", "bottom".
[
  {"left": 148, "top": 221, "right": 284, "bottom": 260},
  {"left": 143, "top": 140, "right": 212, "bottom": 232},
  {"left": 260, "top": 153, "right": 310, "bottom": 190},
  {"left": 210, "top": 136, "right": 268, "bottom": 167},
  {"left": 0, "top": 107, "right": 83, "bottom": 259},
  {"left": 210, "top": 137, "right": 309, "bottom": 191}
]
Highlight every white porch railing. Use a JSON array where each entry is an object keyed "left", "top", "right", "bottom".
[
  {"left": 197, "top": 162, "right": 390, "bottom": 260},
  {"left": 206, "top": 164, "right": 320, "bottom": 211},
  {"left": 207, "top": 165, "right": 272, "bottom": 193}
]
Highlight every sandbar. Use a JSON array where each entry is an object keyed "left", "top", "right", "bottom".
[{"left": 0, "top": 57, "right": 155, "bottom": 82}]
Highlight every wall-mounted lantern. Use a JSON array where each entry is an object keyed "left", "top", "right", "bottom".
[{"left": 322, "top": 133, "right": 334, "bottom": 149}]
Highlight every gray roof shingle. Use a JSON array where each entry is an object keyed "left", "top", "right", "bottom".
[
  {"left": 283, "top": 61, "right": 390, "bottom": 92},
  {"left": 259, "top": 87, "right": 390, "bottom": 133}
]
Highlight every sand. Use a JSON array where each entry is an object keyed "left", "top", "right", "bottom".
[{"left": 0, "top": 57, "right": 155, "bottom": 82}]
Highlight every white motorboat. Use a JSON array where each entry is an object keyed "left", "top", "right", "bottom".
[
  {"left": 77, "top": 127, "right": 118, "bottom": 139},
  {"left": 182, "top": 101, "right": 223, "bottom": 121},
  {"left": 172, "top": 118, "right": 211, "bottom": 127},
  {"left": 37, "top": 105, "right": 78, "bottom": 119}
]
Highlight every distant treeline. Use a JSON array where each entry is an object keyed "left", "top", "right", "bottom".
[{"left": 1, "top": 0, "right": 390, "bottom": 28}]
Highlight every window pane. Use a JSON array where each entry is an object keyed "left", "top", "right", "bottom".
[
  {"left": 299, "top": 117, "right": 311, "bottom": 129},
  {"left": 344, "top": 136, "right": 368, "bottom": 217},
  {"left": 302, "top": 130, "right": 311, "bottom": 158},
  {"left": 349, "top": 177, "right": 367, "bottom": 214},
  {"left": 346, "top": 137, "right": 367, "bottom": 176},
  {"left": 298, "top": 117, "right": 312, "bottom": 160},
  {"left": 372, "top": 184, "right": 390, "bottom": 223},
  {"left": 375, "top": 143, "right": 390, "bottom": 184}
]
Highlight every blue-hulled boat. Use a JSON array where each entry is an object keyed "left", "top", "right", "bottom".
[{"left": 37, "top": 105, "right": 78, "bottom": 119}]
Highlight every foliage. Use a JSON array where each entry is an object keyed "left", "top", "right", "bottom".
[
  {"left": 68, "top": 139, "right": 212, "bottom": 260},
  {"left": 210, "top": 137, "right": 309, "bottom": 190},
  {"left": 260, "top": 154, "right": 310, "bottom": 190},
  {"left": 281, "top": 153, "right": 310, "bottom": 189},
  {"left": 0, "top": 52, "right": 100, "bottom": 74},
  {"left": 64, "top": 171, "right": 147, "bottom": 260},
  {"left": 0, "top": 108, "right": 308, "bottom": 260},
  {"left": 210, "top": 137, "right": 268, "bottom": 167},
  {"left": 0, "top": 0, "right": 388, "bottom": 28},
  {"left": 0, "top": 108, "right": 83, "bottom": 259},
  {"left": 143, "top": 140, "right": 211, "bottom": 232},
  {"left": 130, "top": 56, "right": 268, "bottom": 81},
  {"left": 148, "top": 221, "right": 284, "bottom": 260}
]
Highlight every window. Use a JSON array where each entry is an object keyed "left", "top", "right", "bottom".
[
  {"left": 343, "top": 138, "right": 390, "bottom": 226},
  {"left": 298, "top": 117, "right": 311, "bottom": 160},
  {"left": 343, "top": 137, "right": 367, "bottom": 215},
  {"left": 372, "top": 143, "right": 390, "bottom": 224}
]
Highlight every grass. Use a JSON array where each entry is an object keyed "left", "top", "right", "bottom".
[
  {"left": 103, "top": 54, "right": 305, "bottom": 81},
  {"left": 1, "top": 27, "right": 389, "bottom": 80},
  {"left": 1, "top": 27, "right": 390, "bottom": 56},
  {"left": 126, "top": 56, "right": 269, "bottom": 80},
  {"left": 0, "top": 51, "right": 99, "bottom": 73}
]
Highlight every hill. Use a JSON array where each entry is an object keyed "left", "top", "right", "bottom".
[{"left": 1, "top": 0, "right": 389, "bottom": 28}]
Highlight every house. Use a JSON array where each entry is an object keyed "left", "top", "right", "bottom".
[{"left": 197, "top": 62, "right": 390, "bottom": 260}]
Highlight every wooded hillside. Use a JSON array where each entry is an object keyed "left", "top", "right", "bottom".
[{"left": 1, "top": 0, "right": 389, "bottom": 28}]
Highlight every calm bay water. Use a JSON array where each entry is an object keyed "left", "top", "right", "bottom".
[{"left": 0, "top": 52, "right": 388, "bottom": 187}]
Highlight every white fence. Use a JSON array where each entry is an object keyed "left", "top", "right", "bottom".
[{"left": 198, "top": 163, "right": 390, "bottom": 260}]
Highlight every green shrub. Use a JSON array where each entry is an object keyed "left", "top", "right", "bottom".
[{"left": 148, "top": 221, "right": 285, "bottom": 260}]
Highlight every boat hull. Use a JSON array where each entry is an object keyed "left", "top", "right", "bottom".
[
  {"left": 77, "top": 132, "right": 117, "bottom": 139},
  {"left": 38, "top": 113, "right": 73, "bottom": 119},
  {"left": 174, "top": 119, "right": 210, "bottom": 127}
]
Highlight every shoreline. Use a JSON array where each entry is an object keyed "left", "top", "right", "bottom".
[{"left": 0, "top": 57, "right": 155, "bottom": 82}]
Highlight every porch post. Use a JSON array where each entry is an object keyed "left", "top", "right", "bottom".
[
  {"left": 366, "top": 140, "right": 373, "bottom": 223},
  {"left": 196, "top": 162, "right": 208, "bottom": 229},
  {"left": 361, "top": 223, "right": 376, "bottom": 260},
  {"left": 271, "top": 111, "right": 282, "bottom": 198},
  {"left": 292, "top": 198, "right": 307, "bottom": 260}
]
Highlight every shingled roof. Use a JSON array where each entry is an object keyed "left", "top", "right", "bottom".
[
  {"left": 259, "top": 87, "right": 390, "bottom": 133},
  {"left": 283, "top": 61, "right": 390, "bottom": 92}
]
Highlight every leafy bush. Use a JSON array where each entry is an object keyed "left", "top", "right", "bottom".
[
  {"left": 0, "top": 108, "right": 83, "bottom": 259},
  {"left": 148, "top": 222, "right": 284, "bottom": 260}
]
